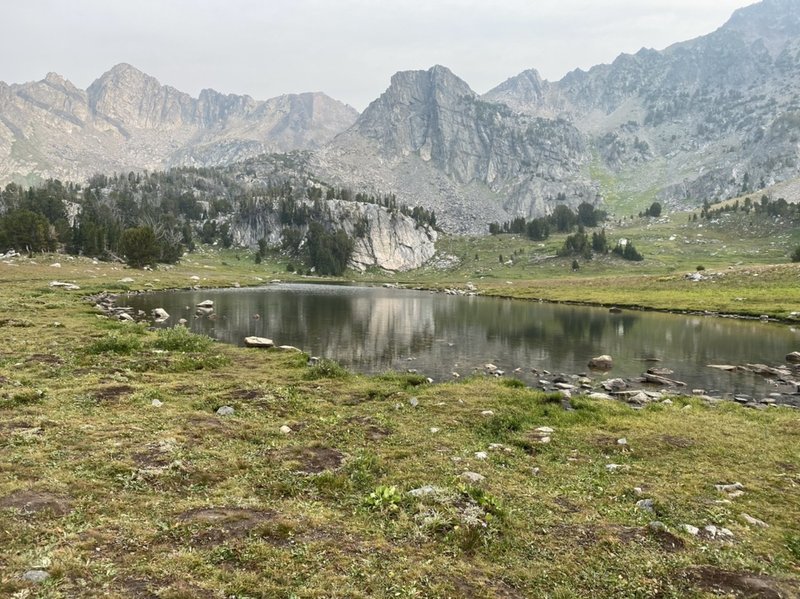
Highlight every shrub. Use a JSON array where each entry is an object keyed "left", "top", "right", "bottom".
[
  {"left": 791, "top": 246, "right": 800, "bottom": 263},
  {"left": 501, "top": 378, "right": 526, "bottom": 389},
  {"left": 120, "top": 226, "right": 160, "bottom": 268},
  {"left": 306, "top": 358, "right": 350, "bottom": 380},
  {"left": 152, "top": 326, "right": 213, "bottom": 352},
  {"left": 2, "top": 389, "right": 45, "bottom": 408},
  {"left": 87, "top": 333, "right": 142, "bottom": 354}
]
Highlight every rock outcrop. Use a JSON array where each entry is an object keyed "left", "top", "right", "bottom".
[{"left": 230, "top": 199, "right": 437, "bottom": 272}]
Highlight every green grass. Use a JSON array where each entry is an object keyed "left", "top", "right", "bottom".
[{"left": 0, "top": 245, "right": 798, "bottom": 597}]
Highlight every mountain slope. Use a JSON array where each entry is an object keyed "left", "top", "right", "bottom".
[
  {"left": 313, "top": 65, "right": 597, "bottom": 233},
  {"left": 484, "top": 0, "right": 800, "bottom": 209},
  {"left": 0, "top": 64, "right": 359, "bottom": 185}
]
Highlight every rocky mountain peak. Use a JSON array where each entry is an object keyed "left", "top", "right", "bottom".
[
  {"left": 721, "top": 0, "right": 800, "bottom": 55},
  {"left": 87, "top": 63, "right": 194, "bottom": 129}
]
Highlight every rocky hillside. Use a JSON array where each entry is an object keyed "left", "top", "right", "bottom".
[
  {"left": 0, "top": 64, "right": 358, "bottom": 185},
  {"left": 484, "top": 0, "right": 800, "bottom": 208},
  {"left": 313, "top": 66, "right": 597, "bottom": 234}
]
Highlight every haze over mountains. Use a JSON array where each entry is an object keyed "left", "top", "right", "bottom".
[
  {"left": 1, "top": 0, "right": 799, "bottom": 233},
  {"left": 0, "top": 64, "right": 358, "bottom": 185}
]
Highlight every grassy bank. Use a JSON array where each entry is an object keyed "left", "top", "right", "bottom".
[
  {"left": 381, "top": 210, "right": 800, "bottom": 319},
  {"left": 1, "top": 256, "right": 799, "bottom": 597}
]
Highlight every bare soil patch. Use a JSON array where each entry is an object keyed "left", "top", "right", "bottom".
[
  {"left": 346, "top": 416, "right": 391, "bottom": 441},
  {"left": 281, "top": 445, "right": 346, "bottom": 474},
  {"left": 227, "top": 388, "right": 263, "bottom": 401},
  {"left": 658, "top": 435, "right": 695, "bottom": 448},
  {"left": 25, "top": 353, "right": 63, "bottom": 365},
  {"left": 177, "top": 507, "right": 277, "bottom": 546},
  {"left": 685, "top": 566, "right": 800, "bottom": 598},
  {"left": 0, "top": 489, "right": 72, "bottom": 516},
  {"left": 92, "top": 384, "right": 134, "bottom": 402}
]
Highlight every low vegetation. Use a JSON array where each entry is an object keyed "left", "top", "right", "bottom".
[{"left": 0, "top": 254, "right": 798, "bottom": 597}]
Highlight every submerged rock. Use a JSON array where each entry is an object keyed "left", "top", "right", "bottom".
[{"left": 588, "top": 355, "right": 613, "bottom": 370}]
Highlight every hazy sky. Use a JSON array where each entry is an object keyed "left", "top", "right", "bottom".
[{"left": 1, "top": 0, "right": 753, "bottom": 110}]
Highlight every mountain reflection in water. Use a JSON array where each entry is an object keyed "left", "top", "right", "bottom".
[{"left": 125, "top": 283, "right": 800, "bottom": 398}]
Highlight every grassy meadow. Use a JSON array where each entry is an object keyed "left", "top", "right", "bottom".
[{"left": 0, "top": 214, "right": 799, "bottom": 597}]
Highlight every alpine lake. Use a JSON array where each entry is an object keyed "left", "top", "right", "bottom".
[{"left": 124, "top": 283, "right": 800, "bottom": 406}]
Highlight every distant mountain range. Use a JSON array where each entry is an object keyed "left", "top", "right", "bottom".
[
  {"left": 0, "top": 64, "right": 358, "bottom": 185},
  {"left": 1, "top": 0, "right": 799, "bottom": 233}
]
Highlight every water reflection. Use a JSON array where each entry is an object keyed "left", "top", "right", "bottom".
[{"left": 125, "top": 283, "right": 800, "bottom": 397}]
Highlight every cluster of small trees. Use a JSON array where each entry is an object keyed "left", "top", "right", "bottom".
[
  {"left": 0, "top": 170, "right": 430, "bottom": 273},
  {"left": 488, "top": 200, "right": 607, "bottom": 241}
]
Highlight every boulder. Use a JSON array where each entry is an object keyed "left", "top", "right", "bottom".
[
  {"left": 244, "top": 336, "right": 274, "bottom": 348},
  {"left": 152, "top": 308, "right": 170, "bottom": 322},
  {"left": 786, "top": 351, "right": 800, "bottom": 364},
  {"left": 588, "top": 355, "right": 613, "bottom": 370},
  {"left": 459, "top": 471, "right": 485, "bottom": 484},
  {"left": 23, "top": 570, "right": 49, "bottom": 583},
  {"left": 196, "top": 299, "right": 214, "bottom": 308},
  {"left": 602, "top": 378, "right": 627, "bottom": 392},
  {"left": 49, "top": 280, "right": 80, "bottom": 291}
]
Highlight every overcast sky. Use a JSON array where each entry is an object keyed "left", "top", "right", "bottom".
[{"left": 1, "top": 0, "right": 753, "bottom": 110}]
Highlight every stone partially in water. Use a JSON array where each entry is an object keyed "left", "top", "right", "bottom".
[
  {"left": 244, "top": 336, "right": 274, "bottom": 348},
  {"left": 786, "top": 351, "right": 800, "bottom": 364},
  {"left": 588, "top": 355, "right": 613, "bottom": 370}
]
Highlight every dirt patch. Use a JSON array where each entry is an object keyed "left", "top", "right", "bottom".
[
  {"left": 685, "top": 566, "right": 800, "bottom": 598},
  {"left": 553, "top": 496, "right": 582, "bottom": 514},
  {"left": 25, "top": 353, "right": 63, "bottom": 365},
  {"left": 590, "top": 435, "right": 625, "bottom": 450},
  {"left": 0, "top": 318, "right": 33, "bottom": 327},
  {"left": 650, "top": 528, "right": 686, "bottom": 553},
  {"left": 119, "top": 578, "right": 215, "bottom": 599},
  {"left": 658, "top": 435, "right": 695, "bottom": 448},
  {"left": 450, "top": 576, "right": 525, "bottom": 599},
  {"left": 118, "top": 578, "right": 160, "bottom": 599},
  {"left": 92, "top": 385, "right": 134, "bottom": 402},
  {"left": 0, "top": 490, "right": 72, "bottom": 516},
  {"left": 0, "top": 420, "right": 38, "bottom": 432},
  {"left": 282, "top": 446, "right": 346, "bottom": 474},
  {"left": 181, "top": 414, "right": 234, "bottom": 442},
  {"left": 177, "top": 507, "right": 277, "bottom": 545},
  {"left": 552, "top": 524, "right": 685, "bottom": 553},
  {"left": 132, "top": 439, "right": 178, "bottom": 469},
  {"left": 347, "top": 416, "right": 391, "bottom": 441},
  {"left": 227, "top": 388, "right": 263, "bottom": 401}
]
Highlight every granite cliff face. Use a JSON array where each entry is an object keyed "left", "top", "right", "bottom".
[
  {"left": 0, "top": 64, "right": 358, "bottom": 184},
  {"left": 313, "top": 66, "right": 597, "bottom": 234},
  {"left": 230, "top": 199, "right": 437, "bottom": 272},
  {"left": 484, "top": 0, "right": 800, "bottom": 206}
]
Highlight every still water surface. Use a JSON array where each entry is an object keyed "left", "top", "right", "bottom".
[{"left": 125, "top": 283, "right": 800, "bottom": 398}]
